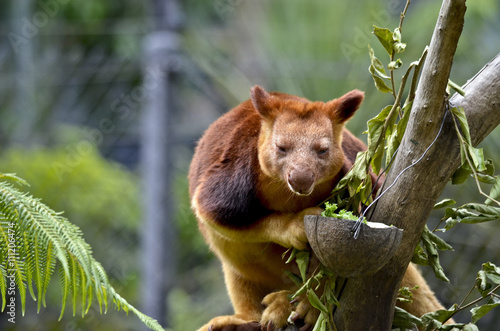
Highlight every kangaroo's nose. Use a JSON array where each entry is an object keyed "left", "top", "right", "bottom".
[{"left": 287, "top": 168, "right": 315, "bottom": 196}]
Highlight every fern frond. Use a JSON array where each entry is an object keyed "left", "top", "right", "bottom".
[
  {"left": 58, "top": 261, "right": 69, "bottom": 321},
  {"left": 41, "top": 241, "right": 56, "bottom": 309},
  {"left": 0, "top": 173, "right": 29, "bottom": 186},
  {"left": 79, "top": 260, "right": 87, "bottom": 318},
  {"left": 0, "top": 174, "right": 165, "bottom": 331},
  {"left": 22, "top": 232, "right": 37, "bottom": 303},
  {"left": 1, "top": 182, "right": 70, "bottom": 276}
]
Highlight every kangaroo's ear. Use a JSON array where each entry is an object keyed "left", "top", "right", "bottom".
[
  {"left": 250, "top": 85, "right": 279, "bottom": 120},
  {"left": 325, "top": 90, "right": 364, "bottom": 124}
]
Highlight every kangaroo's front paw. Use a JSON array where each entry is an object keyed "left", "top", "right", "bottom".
[
  {"left": 283, "top": 207, "right": 323, "bottom": 250},
  {"left": 289, "top": 294, "right": 320, "bottom": 328},
  {"left": 260, "top": 290, "right": 294, "bottom": 330}
]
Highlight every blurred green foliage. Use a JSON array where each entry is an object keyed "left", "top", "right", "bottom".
[
  {"left": 34, "top": 0, "right": 148, "bottom": 58},
  {"left": 173, "top": 175, "right": 214, "bottom": 273},
  {"left": 0, "top": 126, "right": 142, "bottom": 330}
]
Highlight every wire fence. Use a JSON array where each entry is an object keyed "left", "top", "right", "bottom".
[{"left": 0, "top": 0, "right": 499, "bottom": 330}]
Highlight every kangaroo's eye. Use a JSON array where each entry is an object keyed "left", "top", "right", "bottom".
[
  {"left": 276, "top": 144, "right": 288, "bottom": 154},
  {"left": 316, "top": 147, "right": 329, "bottom": 156}
]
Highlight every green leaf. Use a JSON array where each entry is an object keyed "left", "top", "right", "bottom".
[
  {"left": 284, "top": 271, "right": 302, "bottom": 288},
  {"left": 476, "top": 270, "right": 491, "bottom": 297},
  {"left": 397, "top": 286, "right": 418, "bottom": 304},
  {"left": 392, "top": 27, "right": 402, "bottom": 42},
  {"left": 373, "top": 26, "right": 394, "bottom": 56},
  {"left": 336, "top": 209, "right": 359, "bottom": 221},
  {"left": 411, "top": 244, "right": 428, "bottom": 265},
  {"left": 307, "top": 290, "right": 329, "bottom": 314},
  {"left": 476, "top": 159, "right": 496, "bottom": 184},
  {"left": 385, "top": 101, "right": 412, "bottom": 168},
  {"left": 485, "top": 177, "right": 500, "bottom": 205},
  {"left": 471, "top": 303, "right": 500, "bottom": 323},
  {"left": 451, "top": 106, "right": 472, "bottom": 145},
  {"left": 434, "top": 199, "right": 456, "bottom": 210},
  {"left": 441, "top": 203, "right": 500, "bottom": 231},
  {"left": 284, "top": 247, "right": 297, "bottom": 264},
  {"left": 477, "top": 172, "right": 496, "bottom": 184},
  {"left": 323, "top": 280, "right": 340, "bottom": 308},
  {"left": 392, "top": 27, "right": 406, "bottom": 54},
  {"left": 483, "top": 158, "right": 495, "bottom": 176},
  {"left": 366, "top": 105, "right": 392, "bottom": 173},
  {"left": 459, "top": 215, "right": 499, "bottom": 224},
  {"left": 393, "top": 306, "right": 422, "bottom": 328},
  {"left": 421, "top": 226, "right": 449, "bottom": 282},
  {"left": 468, "top": 145, "right": 487, "bottom": 172},
  {"left": 357, "top": 173, "right": 373, "bottom": 206},
  {"left": 463, "top": 323, "right": 480, "bottom": 331},
  {"left": 388, "top": 59, "right": 403, "bottom": 70},
  {"left": 296, "top": 251, "right": 310, "bottom": 282},
  {"left": 369, "top": 65, "right": 393, "bottom": 93},
  {"left": 483, "top": 262, "right": 500, "bottom": 275},
  {"left": 426, "top": 229, "right": 453, "bottom": 251},
  {"left": 368, "top": 46, "right": 389, "bottom": 78},
  {"left": 443, "top": 216, "right": 459, "bottom": 231},
  {"left": 394, "top": 42, "right": 406, "bottom": 53},
  {"left": 452, "top": 163, "right": 472, "bottom": 184},
  {"left": 397, "top": 102, "right": 411, "bottom": 138},
  {"left": 483, "top": 262, "right": 500, "bottom": 284},
  {"left": 450, "top": 104, "right": 490, "bottom": 181},
  {"left": 347, "top": 152, "right": 370, "bottom": 198},
  {"left": 464, "top": 203, "right": 500, "bottom": 216},
  {"left": 385, "top": 126, "right": 398, "bottom": 169},
  {"left": 312, "top": 313, "right": 327, "bottom": 331},
  {"left": 321, "top": 202, "right": 338, "bottom": 218},
  {"left": 421, "top": 304, "right": 458, "bottom": 324},
  {"left": 290, "top": 279, "right": 310, "bottom": 300}
]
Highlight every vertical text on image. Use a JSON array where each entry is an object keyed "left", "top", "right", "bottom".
[{"left": 6, "top": 222, "right": 17, "bottom": 323}]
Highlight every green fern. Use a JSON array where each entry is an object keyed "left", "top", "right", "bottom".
[{"left": 0, "top": 173, "right": 164, "bottom": 331}]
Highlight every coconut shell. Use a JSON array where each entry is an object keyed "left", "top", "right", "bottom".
[{"left": 304, "top": 215, "right": 404, "bottom": 278}]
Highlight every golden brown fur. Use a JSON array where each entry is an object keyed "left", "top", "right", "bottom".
[{"left": 189, "top": 86, "right": 448, "bottom": 330}]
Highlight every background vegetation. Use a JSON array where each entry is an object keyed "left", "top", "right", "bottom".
[{"left": 0, "top": 0, "right": 499, "bottom": 330}]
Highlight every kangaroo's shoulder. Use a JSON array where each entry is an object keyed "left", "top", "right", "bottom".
[{"left": 189, "top": 100, "right": 268, "bottom": 228}]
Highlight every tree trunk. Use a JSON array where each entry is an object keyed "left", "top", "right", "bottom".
[{"left": 333, "top": 0, "right": 500, "bottom": 329}]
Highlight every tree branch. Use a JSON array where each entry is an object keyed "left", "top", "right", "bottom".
[
  {"left": 332, "top": 1, "right": 474, "bottom": 329},
  {"left": 329, "top": 51, "right": 500, "bottom": 331}
]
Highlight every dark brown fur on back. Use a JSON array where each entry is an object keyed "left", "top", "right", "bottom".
[{"left": 189, "top": 100, "right": 269, "bottom": 228}]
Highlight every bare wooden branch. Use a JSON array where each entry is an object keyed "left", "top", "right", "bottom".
[{"left": 450, "top": 54, "right": 500, "bottom": 144}]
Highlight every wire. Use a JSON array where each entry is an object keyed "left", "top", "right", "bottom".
[{"left": 352, "top": 109, "right": 450, "bottom": 239}]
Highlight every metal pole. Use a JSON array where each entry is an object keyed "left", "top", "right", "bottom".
[
  {"left": 140, "top": 0, "right": 182, "bottom": 328},
  {"left": 11, "top": 0, "right": 36, "bottom": 144}
]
